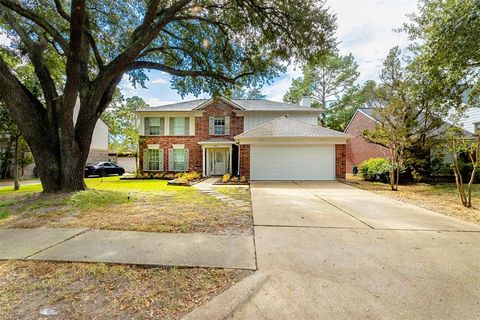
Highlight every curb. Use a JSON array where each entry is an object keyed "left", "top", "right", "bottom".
[{"left": 182, "top": 271, "right": 269, "bottom": 320}]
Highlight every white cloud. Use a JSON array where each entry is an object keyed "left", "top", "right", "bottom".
[
  {"left": 329, "top": 0, "right": 418, "bottom": 82},
  {"left": 0, "top": 33, "right": 11, "bottom": 46},
  {"left": 144, "top": 98, "right": 177, "bottom": 106},
  {"left": 264, "top": 64, "right": 303, "bottom": 102},
  {"left": 151, "top": 77, "right": 169, "bottom": 84}
]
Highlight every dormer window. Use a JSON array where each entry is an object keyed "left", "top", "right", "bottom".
[{"left": 475, "top": 122, "right": 480, "bottom": 134}]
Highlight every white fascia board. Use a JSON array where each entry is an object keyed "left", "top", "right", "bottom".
[
  {"left": 235, "top": 136, "right": 349, "bottom": 145},
  {"left": 234, "top": 110, "right": 321, "bottom": 116}
]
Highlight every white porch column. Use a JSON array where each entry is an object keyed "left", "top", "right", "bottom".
[
  {"left": 201, "top": 146, "right": 206, "bottom": 177},
  {"left": 229, "top": 145, "right": 233, "bottom": 174}
]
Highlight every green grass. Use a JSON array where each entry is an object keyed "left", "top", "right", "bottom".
[
  {"left": 0, "top": 176, "right": 188, "bottom": 195},
  {"left": 65, "top": 189, "right": 132, "bottom": 209},
  {"left": 0, "top": 200, "right": 15, "bottom": 220}
]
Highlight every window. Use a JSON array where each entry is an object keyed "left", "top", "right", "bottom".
[
  {"left": 475, "top": 122, "right": 480, "bottom": 134},
  {"left": 213, "top": 116, "right": 225, "bottom": 135},
  {"left": 173, "top": 149, "right": 186, "bottom": 171},
  {"left": 169, "top": 117, "right": 190, "bottom": 135},
  {"left": 145, "top": 117, "right": 164, "bottom": 135},
  {"left": 148, "top": 149, "right": 160, "bottom": 171}
]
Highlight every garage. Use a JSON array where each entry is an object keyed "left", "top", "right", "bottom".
[
  {"left": 250, "top": 145, "right": 335, "bottom": 180},
  {"left": 235, "top": 116, "right": 351, "bottom": 181}
]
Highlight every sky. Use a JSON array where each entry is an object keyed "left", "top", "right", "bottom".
[
  {"left": 120, "top": 0, "right": 419, "bottom": 106},
  {"left": 0, "top": 0, "right": 419, "bottom": 106}
]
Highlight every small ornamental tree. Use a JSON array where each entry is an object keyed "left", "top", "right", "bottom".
[
  {"left": 446, "top": 128, "right": 479, "bottom": 208},
  {"left": 0, "top": 0, "right": 336, "bottom": 193}
]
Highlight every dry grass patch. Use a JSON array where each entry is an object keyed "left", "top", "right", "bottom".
[
  {"left": 0, "top": 177, "right": 253, "bottom": 235},
  {"left": 215, "top": 187, "right": 251, "bottom": 202},
  {"left": 345, "top": 175, "right": 480, "bottom": 224},
  {"left": 0, "top": 261, "right": 251, "bottom": 319}
]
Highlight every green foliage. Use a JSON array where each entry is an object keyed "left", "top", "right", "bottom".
[
  {"left": 229, "top": 86, "right": 266, "bottom": 99},
  {"left": 360, "top": 158, "right": 390, "bottom": 182},
  {"left": 445, "top": 128, "right": 480, "bottom": 207},
  {"left": 102, "top": 94, "right": 146, "bottom": 157},
  {"left": 283, "top": 53, "right": 360, "bottom": 125},
  {"left": 403, "top": 0, "right": 480, "bottom": 110},
  {"left": 324, "top": 80, "right": 378, "bottom": 131}
]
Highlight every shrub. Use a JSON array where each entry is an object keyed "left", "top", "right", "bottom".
[
  {"left": 360, "top": 158, "right": 390, "bottom": 182},
  {"left": 177, "top": 176, "right": 188, "bottom": 184},
  {"left": 222, "top": 173, "right": 231, "bottom": 183},
  {"left": 184, "top": 171, "right": 201, "bottom": 181},
  {"left": 239, "top": 176, "right": 247, "bottom": 183},
  {"left": 154, "top": 172, "right": 164, "bottom": 179},
  {"left": 230, "top": 176, "right": 239, "bottom": 182},
  {"left": 164, "top": 173, "right": 175, "bottom": 180}
]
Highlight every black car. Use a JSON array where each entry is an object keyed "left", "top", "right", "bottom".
[{"left": 85, "top": 162, "right": 125, "bottom": 177}]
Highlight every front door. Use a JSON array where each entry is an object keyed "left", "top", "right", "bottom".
[{"left": 213, "top": 149, "right": 226, "bottom": 175}]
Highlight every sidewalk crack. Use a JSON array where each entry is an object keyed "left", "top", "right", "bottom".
[{"left": 24, "top": 228, "right": 90, "bottom": 259}]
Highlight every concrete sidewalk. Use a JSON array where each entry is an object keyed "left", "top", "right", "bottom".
[{"left": 0, "top": 227, "right": 256, "bottom": 270}]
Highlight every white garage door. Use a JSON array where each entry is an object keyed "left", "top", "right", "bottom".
[{"left": 250, "top": 145, "right": 335, "bottom": 180}]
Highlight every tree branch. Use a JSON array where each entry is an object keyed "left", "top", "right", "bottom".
[
  {"left": 0, "top": 0, "right": 68, "bottom": 51},
  {"left": 126, "top": 61, "right": 254, "bottom": 84}
]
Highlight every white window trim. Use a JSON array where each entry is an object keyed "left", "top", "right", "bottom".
[
  {"left": 212, "top": 116, "right": 226, "bottom": 136},
  {"left": 144, "top": 117, "right": 165, "bottom": 136},
  {"left": 173, "top": 148, "right": 186, "bottom": 172},
  {"left": 147, "top": 149, "right": 161, "bottom": 171}
]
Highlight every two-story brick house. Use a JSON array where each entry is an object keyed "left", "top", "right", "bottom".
[{"left": 136, "top": 97, "right": 350, "bottom": 180}]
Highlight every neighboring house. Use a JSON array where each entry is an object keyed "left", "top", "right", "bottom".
[
  {"left": 135, "top": 97, "right": 350, "bottom": 180},
  {"left": 344, "top": 108, "right": 389, "bottom": 171},
  {"left": 459, "top": 108, "right": 480, "bottom": 134},
  {"left": 108, "top": 151, "right": 137, "bottom": 173},
  {"left": 73, "top": 101, "right": 110, "bottom": 164}
]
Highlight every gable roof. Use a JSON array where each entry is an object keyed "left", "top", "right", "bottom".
[
  {"left": 235, "top": 116, "right": 351, "bottom": 139},
  {"left": 135, "top": 97, "right": 320, "bottom": 113}
]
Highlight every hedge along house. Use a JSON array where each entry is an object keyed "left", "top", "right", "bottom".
[{"left": 135, "top": 97, "right": 350, "bottom": 180}]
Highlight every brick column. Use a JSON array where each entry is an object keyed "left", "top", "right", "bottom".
[
  {"left": 335, "top": 144, "right": 346, "bottom": 179},
  {"left": 239, "top": 145, "right": 250, "bottom": 179}
]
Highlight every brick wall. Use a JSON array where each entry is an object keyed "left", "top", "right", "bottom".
[
  {"left": 239, "top": 145, "right": 250, "bottom": 179},
  {"left": 335, "top": 144, "right": 347, "bottom": 179},
  {"left": 345, "top": 111, "right": 389, "bottom": 171},
  {"left": 139, "top": 100, "right": 244, "bottom": 173}
]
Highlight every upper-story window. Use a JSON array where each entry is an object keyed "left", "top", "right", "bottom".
[
  {"left": 145, "top": 117, "right": 164, "bottom": 135},
  {"left": 214, "top": 116, "right": 225, "bottom": 135},
  {"left": 209, "top": 116, "right": 230, "bottom": 135},
  {"left": 169, "top": 117, "right": 190, "bottom": 135},
  {"left": 474, "top": 122, "right": 480, "bottom": 134}
]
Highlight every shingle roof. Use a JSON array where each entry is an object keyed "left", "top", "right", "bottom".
[
  {"left": 235, "top": 116, "right": 350, "bottom": 139},
  {"left": 230, "top": 99, "right": 318, "bottom": 111},
  {"left": 135, "top": 98, "right": 319, "bottom": 112}
]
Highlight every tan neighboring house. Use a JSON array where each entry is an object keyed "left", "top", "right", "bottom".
[{"left": 73, "top": 101, "right": 110, "bottom": 164}]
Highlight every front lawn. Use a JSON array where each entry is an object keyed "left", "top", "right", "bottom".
[
  {"left": 215, "top": 186, "right": 251, "bottom": 202},
  {"left": 345, "top": 175, "right": 480, "bottom": 224},
  {"left": 0, "top": 261, "right": 251, "bottom": 319},
  {"left": 0, "top": 177, "right": 252, "bottom": 234}
]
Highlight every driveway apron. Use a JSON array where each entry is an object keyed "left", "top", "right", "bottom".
[{"left": 232, "top": 181, "right": 480, "bottom": 319}]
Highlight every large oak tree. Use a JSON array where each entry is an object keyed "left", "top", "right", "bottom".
[{"left": 0, "top": 0, "right": 336, "bottom": 192}]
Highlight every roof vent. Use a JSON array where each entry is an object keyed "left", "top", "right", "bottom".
[{"left": 299, "top": 96, "right": 311, "bottom": 108}]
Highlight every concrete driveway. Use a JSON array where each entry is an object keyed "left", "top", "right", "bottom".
[{"left": 233, "top": 181, "right": 480, "bottom": 319}]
